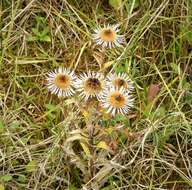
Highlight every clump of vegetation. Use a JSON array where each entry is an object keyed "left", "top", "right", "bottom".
[{"left": 1, "top": 0, "right": 192, "bottom": 189}]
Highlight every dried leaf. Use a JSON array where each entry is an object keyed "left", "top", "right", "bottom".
[
  {"left": 80, "top": 142, "right": 91, "bottom": 157},
  {"left": 147, "top": 84, "right": 160, "bottom": 101},
  {"left": 82, "top": 110, "right": 89, "bottom": 122},
  {"left": 0, "top": 184, "right": 4, "bottom": 190},
  {"left": 108, "top": 140, "right": 118, "bottom": 152},
  {"left": 66, "top": 134, "right": 88, "bottom": 144},
  {"left": 96, "top": 141, "right": 110, "bottom": 151},
  {"left": 93, "top": 51, "right": 104, "bottom": 66},
  {"left": 103, "top": 61, "right": 114, "bottom": 70},
  {"left": 94, "top": 164, "right": 113, "bottom": 183},
  {"left": 105, "top": 126, "right": 114, "bottom": 135}
]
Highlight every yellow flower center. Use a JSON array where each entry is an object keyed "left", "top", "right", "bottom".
[
  {"left": 99, "top": 28, "right": 116, "bottom": 42},
  {"left": 84, "top": 78, "right": 102, "bottom": 95},
  {"left": 109, "top": 92, "right": 125, "bottom": 108},
  {"left": 54, "top": 74, "right": 71, "bottom": 89},
  {"left": 113, "top": 78, "right": 128, "bottom": 89}
]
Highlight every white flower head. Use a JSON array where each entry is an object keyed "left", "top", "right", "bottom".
[
  {"left": 92, "top": 24, "right": 125, "bottom": 49},
  {"left": 106, "top": 72, "right": 134, "bottom": 92},
  {"left": 75, "top": 71, "right": 105, "bottom": 100},
  {"left": 99, "top": 86, "right": 134, "bottom": 116},
  {"left": 46, "top": 67, "right": 77, "bottom": 97}
]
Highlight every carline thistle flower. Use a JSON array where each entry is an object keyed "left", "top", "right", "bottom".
[
  {"left": 92, "top": 24, "right": 125, "bottom": 49},
  {"left": 106, "top": 72, "right": 134, "bottom": 92},
  {"left": 46, "top": 67, "right": 77, "bottom": 97},
  {"left": 99, "top": 86, "right": 134, "bottom": 116},
  {"left": 75, "top": 71, "right": 105, "bottom": 100}
]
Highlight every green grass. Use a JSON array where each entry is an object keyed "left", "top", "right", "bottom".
[{"left": 1, "top": 0, "right": 192, "bottom": 189}]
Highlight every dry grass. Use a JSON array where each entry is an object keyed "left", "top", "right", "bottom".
[{"left": 1, "top": 0, "right": 192, "bottom": 189}]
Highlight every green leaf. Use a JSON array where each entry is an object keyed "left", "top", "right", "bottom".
[
  {"left": 129, "top": 0, "right": 140, "bottom": 9},
  {"left": 27, "top": 36, "right": 38, "bottom": 42},
  {"left": 17, "top": 175, "right": 27, "bottom": 183},
  {"left": 35, "top": 16, "right": 46, "bottom": 24},
  {"left": 26, "top": 160, "right": 37, "bottom": 172},
  {"left": 123, "top": 119, "right": 129, "bottom": 127},
  {"left": 185, "top": 91, "right": 192, "bottom": 105},
  {"left": 10, "top": 121, "right": 20, "bottom": 128},
  {"left": 1, "top": 175, "right": 12, "bottom": 182},
  {"left": 40, "top": 35, "right": 51, "bottom": 42},
  {"left": 170, "top": 62, "right": 181, "bottom": 75},
  {"left": 186, "top": 31, "right": 192, "bottom": 43},
  {"left": 32, "top": 28, "right": 39, "bottom": 35},
  {"left": 45, "top": 103, "right": 58, "bottom": 111},
  {"left": 101, "top": 187, "right": 111, "bottom": 190},
  {"left": 41, "top": 27, "right": 49, "bottom": 36},
  {"left": 180, "top": 25, "right": 192, "bottom": 44},
  {"left": 0, "top": 121, "right": 4, "bottom": 128},
  {"left": 69, "top": 185, "right": 77, "bottom": 190},
  {"left": 0, "top": 121, "right": 4, "bottom": 133},
  {"left": 114, "top": 114, "right": 125, "bottom": 122},
  {"left": 109, "top": 0, "right": 122, "bottom": 9}
]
